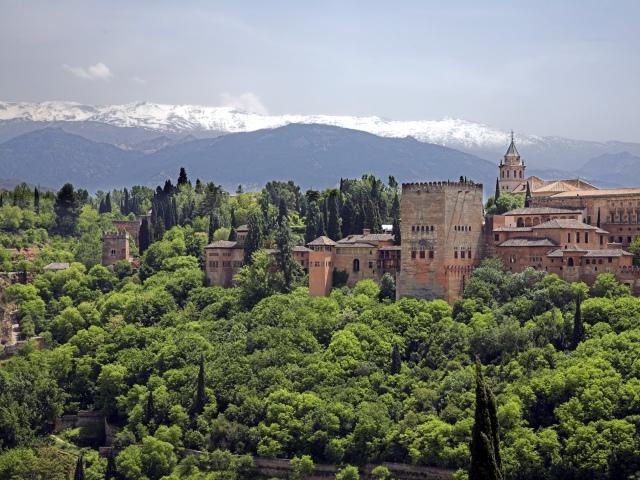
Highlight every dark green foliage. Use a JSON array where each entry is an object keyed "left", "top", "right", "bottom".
[
  {"left": 208, "top": 213, "right": 219, "bottom": 244},
  {"left": 304, "top": 200, "right": 324, "bottom": 243},
  {"left": 275, "top": 217, "right": 299, "bottom": 291},
  {"left": 145, "top": 390, "right": 155, "bottom": 425},
  {"left": 524, "top": 182, "right": 531, "bottom": 207},
  {"left": 390, "top": 344, "right": 401, "bottom": 374},
  {"left": 470, "top": 358, "right": 502, "bottom": 480},
  {"left": 33, "top": 187, "right": 40, "bottom": 214},
  {"left": 105, "top": 451, "right": 117, "bottom": 480},
  {"left": 54, "top": 183, "right": 81, "bottom": 236},
  {"left": 332, "top": 269, "right": 349, "bottom": 288},
  {"left": 191, "top": 357, "right": 207, "bottom": 418},
  {"left": 571, "top": 293, "right": 584, "bottom": 349},
  {"left": 596, "top": 207, "right": 601, "bottom": 228},
  {"left": 378, "top": 272, "right": 396, "bottom": 301},
  {"left": 494, "top": 177, "right": 500, "bottom": 200},
  {"left": 139, "top": 216, "right": 152, "bottom": 254},
  {"left": 244, "top": 210, "right": 265, "bottom": 263},
  {"left": 325, "top": 190, "right": 342, "bottom": 240}
]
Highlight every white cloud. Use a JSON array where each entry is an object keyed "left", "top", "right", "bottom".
[
  {"left": 132, "top": 76, "right": 147, "bottom": 85},
  {"left": 219, "top": 92, "right": 268, "bottom": 115},
  {"left": 62, "top": 62, "right": 113, "bottom": 81}
]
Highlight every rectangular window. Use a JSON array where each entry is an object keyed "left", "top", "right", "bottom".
[
  {"left": 494, "top": 234, "right": 499, "bottom": 241},
  {"left": 576, "top": 232, "right": 581, "bottom": 243},
  {"left": 454, "top": 251, "right": 458, "bottom": 259},
  {"left": 411, "top": 251, "right": 416, "bottom": 259},
  {"left": 568, "top": 233, "right": 571, "bottom": 242},
  {"left": 429, "top": 251, "right": 434, "bottom": 259},
  {"left": 461, "top": 251, "right": 465, "bottom": 259},
  {"left": 419, "top": 251, "right": 425, "bottom": 259}
]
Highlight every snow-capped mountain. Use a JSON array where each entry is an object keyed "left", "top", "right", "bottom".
[
  {"left": 0, "top": 100, "right": 525, "bottom": 148},
  {"left": 2, "top": 100, "right": 640, "bottom": 172}
]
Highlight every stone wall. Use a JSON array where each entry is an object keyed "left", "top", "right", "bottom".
[{"left": 398, "top": 181, "right": 484, "bottom": 302}]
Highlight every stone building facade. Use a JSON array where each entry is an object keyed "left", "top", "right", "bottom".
[
  {"left": 396, "top": 180, "right": 485, "bottom": 303},
  {"left": 101, "top": 232, "right": 131, "bottom": 266}
]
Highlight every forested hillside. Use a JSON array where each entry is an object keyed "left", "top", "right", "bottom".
[{"left": 0, "top": 173, "right": 639, "bottom": 480}]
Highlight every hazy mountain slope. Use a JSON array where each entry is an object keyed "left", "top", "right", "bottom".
[
  {"left": 141, "top": 123, "right": 496, "bottom": 190},
  {"left": 0, "top": 128, "right": 144, "bottom": 190},
  {"left": 578, "top": 152, "right": 640, "bottom": 187}
]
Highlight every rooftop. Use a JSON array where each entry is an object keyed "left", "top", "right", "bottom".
[
  {"left": 503, "top": 207, "right": 582, "bottom": 216},
  {"left": 547, "top": 248, "right": 633, "bottom": 258},
  {"left": 498, "top": 238, "right": 558, "bottom": 247},
  {"left": 548, "top": 187, "right": 640, "bottom": 198},
  {"left": 307, "top": 236, "right": 337, "bottom": 246},
  {"left": 235, "top": 224, "right": 249, "bottom": 231},
  {"left": 533, "top": 219, "right": 598, "bottom": 230},
  {"left": 292, "top": 246, "right": 312, "bottom": 252},
  {"left": 43, "top": 262, "right": 70, "bottom": 271},
  {"left": 205, "top": 240, "right": 240, "bottom": 249}
]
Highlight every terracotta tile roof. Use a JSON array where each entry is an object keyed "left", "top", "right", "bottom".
[
  {"left": 503, "top": 207, "right": 582, "bottom": 215},
  {"left": 336, "top": 242, "right": 378, "bottom": 248},
  {"left": 498, "top": 238, "right": 558, "bottom": 247},
  {"left": 584, "top": 249, "right": 633, "bottom": 257},
  {"left": 493, "top": 227, "right": 534, "bottom": 232},
  {"left": 533, "top": 219, "right": 598, "bottom": 230},
  {"left": 549, "top": 188, "right": 640, "bottom": 198},
  {"left": 205, "top": 240, "right": 240, "bottom": 249},
  {"left": 307, "top": 236, "right": 337, "bottom": 246},
  {"left": 43, "top": 262, "right": 70, "bottom": 271},
  {"left": 337, "top": 233, "right": 394, "bottom": 245},
  {"left": 293, "top": 246, "right": 311, "bottom": 252},
  {"left": 379, "top": 245, "right": 401, "bottom": 251},
  {"left": 235, "top": 224, "right": 249, "bottom": 231}
]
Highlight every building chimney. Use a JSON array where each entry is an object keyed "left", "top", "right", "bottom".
[{"left": 362, "top": 228, "right": 371, "bottom": 236}]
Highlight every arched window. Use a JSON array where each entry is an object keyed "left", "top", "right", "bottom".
[
  {"left": 353, "top": 259, "right": 360, "bottom": 272},
  {"left": 568, "top": 257, "right": 574, "bottom": 267},
  {"left": 519, "top": 170, "right": 523, "bottom": 178},
  {"left": 517, "top": 218, "right": 524, "bottom": 227}
]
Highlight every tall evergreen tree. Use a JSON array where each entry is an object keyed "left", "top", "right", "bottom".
[
  {"left": 391, "top": 193, "right": 401, "bottom": 245},
  {"left": 194, "top": 178, "right": 203, "bottom": 194},
  {"left": 145, "top": 389, "right": 155, "bottom": 425},
  {"left": 341, "top": 199, "right": 356, "bottom": 236},
  {"left": 105, "top": 192, "right": 113, "bottom": 213},
  {"left": 275, "top": 218, "right": 297, "bottom": 291},
  {"left": 470, "top": 358, "right": 503, "bottom": 480},
  {"left": 0, "top": 194, "right": 3, "bottom": 207},
  {"left": 326, "top": 190, "right": 342, "bottom": 240},
  {"left": 139, "top": 216, "right": 152, "bottom": 254},
  {"left": 277, "top": 198, "right": 288, "bottom": 223},
  {"left": 177, "top": 167, "right": 189, "bottom": 186},
  {"left": 390, "top": 343, "right": 401, "bottom": 374},
  {"left": 74, "top": 454, "right": 85, "bottom": 480},
  {"left": 230, "top": 208, "right": 238, "bottom": 229},
  {"left": 191, "top": 357, "right": 207, "bottom": 417},
  {"left": 494, "top": 177, "right": 500, "bottom": 201},
  {"left": 54, "top": 183, "right": 81, "bottom": 236},
  {"left": 305, "top": 201, "right": 325, "bottom": 244},
  {"left": 244, "top": 209, "right": 265, "bottom": 263},
  {"left": 571, "top": 293, "right": 584, "bottom": 349},
  {"left": 597, "top": 207, "right": 601, "bottom": 228},
  {"left": 33, "top": 187, "right": 40, "bottom": 214},
  {"left": 524, "top": 182, "right": 532, "bottom": 208},
  {"left": 208, "top": 213, "right": 220, "bottom": 243}
]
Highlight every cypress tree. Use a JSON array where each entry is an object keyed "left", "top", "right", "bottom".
[
  {"left": 177, "top": 167, "right": 189, "bottom": 186},
  {"left": 277, "top": 198, "right": 288, "bottom": 223},
  {"left": 139, "top": 216, "right": 151, "bottom": 254},
  {"left": 208, "top": 213, "right": 215, "bottom": 243},
  {"left": 390, "top": 344, "right": 401, "bottom": 374},
  {"left": 391, "top": 192, "right": 401, "bottom": 245},
  {"left": 34, "top": 187, "right": 40, "bottom": 214},
  {"left": 145, "top": 389, "right": 155, "bottom": 425},
  {"left": 341, "top": 199, "right": 355, "bottom": 236},
  {"left": 0, "top": 194, "right": 3, "bottom": 207},
  {"left": 571, "top": 293, "right": 584, "bottom": 349},
  {"left": 244, "top": 209, "right": 265, "bottom": 263},
  {"left": 305, "top": 201, "right": 324, "bottom": 244},
  {"left": 275, "top": 217, "right": 296, "bottom": 291},
  {"left": 230, "top": 208, "right": 238, "bottom": 229},
  {"left": 524, "top": 182, "right": 532, "bottom": 208},
  {"left": 105, "top": 192, "right": 113, "bottom": 213},
  {"left": 191, "top": 357, "right": 207, "bottom": 417},
  {"left": 195, "top": 178, "right": 203, "bottom": 194},
  {"left": 392, "top": 218, "right": 401, "bottom": 246},
  {"left": 326, "top": 190, "right": 342, "bottom": 240},
  {"left": 597, "top": 207, "right": 601, "bottom": 228},
  {"left": 74, "top": 454, "right": 85, "bottom": 480},
  {"left": 470, "top": 357, "right": 503, "bottom": 480},
  {"left": 494, "top": 177, "right": 500, "bottom": 201}
]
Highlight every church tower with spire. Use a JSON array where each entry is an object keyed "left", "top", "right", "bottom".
[{"left": 498, "top": 131, "right": 526, "bottom": 194}]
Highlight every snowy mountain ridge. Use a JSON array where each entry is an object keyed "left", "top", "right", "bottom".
[{"left": 0, "top": 100, "right": 533, "bottom": 149}]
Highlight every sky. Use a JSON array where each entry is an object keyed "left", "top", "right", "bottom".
[{"left": 1, "top": 0, "right": 639, "bottom": 142}]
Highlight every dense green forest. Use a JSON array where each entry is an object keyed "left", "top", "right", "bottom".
[{"left": 0, "top": 172, "right": 639, "bottom": 480}]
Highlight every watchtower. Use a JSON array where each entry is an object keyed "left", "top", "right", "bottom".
[{"left": 101, "top": 232, "right": 130, "bottom": 267}]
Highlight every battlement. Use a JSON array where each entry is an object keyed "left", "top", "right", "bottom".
[
  {"left": 402, "top": 180, "right": 483, "bottom": 192},
  {"left": 102, "top": 231, "right": 130, "bottom": 240}
]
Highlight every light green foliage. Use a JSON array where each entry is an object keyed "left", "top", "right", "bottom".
[{"left": 336, "top": 465, "right": 360, "bottom": 480}]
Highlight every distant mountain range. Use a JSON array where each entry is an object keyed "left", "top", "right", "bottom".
[
  {"left": 0, "top": 124, "right": 496, "bottom": 191},
  {"left": 1, "top": 100, "right": 639, "bottom": 191}
]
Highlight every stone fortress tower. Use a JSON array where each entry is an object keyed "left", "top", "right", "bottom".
[
  {"left": 498, "top": 131, "right": 526, "bottom": 194},
  {"left": 101, "top": 231, "right": 130, "bottom": 266},
  {"left": 397, "top": 179, "right": 485, "bottom": 302}
]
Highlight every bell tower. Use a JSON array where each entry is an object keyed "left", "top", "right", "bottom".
[{"left": 498, "top": 131, "right": 525, "bottom": 194}]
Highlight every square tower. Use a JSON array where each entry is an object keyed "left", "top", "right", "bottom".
[
  {"left": 397, "top": 180, "right": 484, "bottom": 302},
  {"left": 102, "top": 232, "right": 131, "bottom": 267}
]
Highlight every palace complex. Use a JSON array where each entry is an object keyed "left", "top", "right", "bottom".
[{"left": 121, "top": 135, "right": 639, "bottom": 303}]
